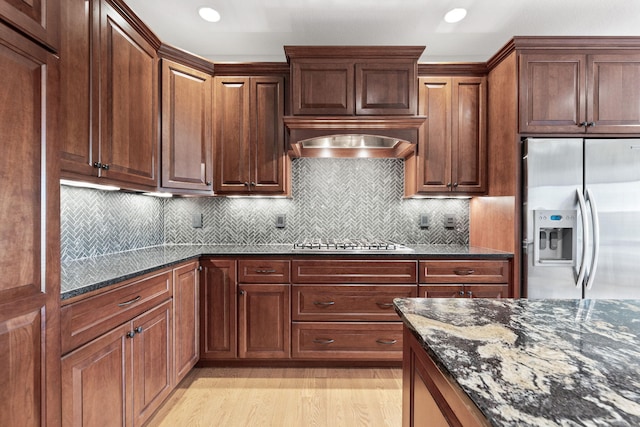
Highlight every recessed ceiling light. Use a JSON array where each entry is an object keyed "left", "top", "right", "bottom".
[
  {"left": 198, "top": 6, "right": 221, "bottom": 23},
  {"left": 444, "top": 8, "right": 467, "bottom": 23}
]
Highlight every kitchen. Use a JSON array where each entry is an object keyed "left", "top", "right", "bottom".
[{"left": 2, "top": 0, "right": 640, "bottom": 426}]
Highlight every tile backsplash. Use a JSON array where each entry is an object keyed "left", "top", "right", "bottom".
[{"left": 61, "top": 158, "right": 469, "bottom": 261}]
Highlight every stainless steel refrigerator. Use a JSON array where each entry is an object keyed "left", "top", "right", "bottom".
[{"left": 523, "top": 138, "right": 640, "bottom": 299}]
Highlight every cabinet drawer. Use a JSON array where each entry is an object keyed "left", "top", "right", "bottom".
[
  {"left": 292, "top": 260, "right": 417, "bottom": 284},
  {"left": 238, "top": 259, "right": 290, "bottom": 283},
  {"left": 292, "top": 322, "right": 403, "bottom": 360},
  {"left": 419, "top": 260, "right": 510, "bottom": 284},
  {"left": 61, "top": 270, "right": 172, "bottom": 354},
  {"left": 293, "top": 285, "right": 416, "bottom": 321}
]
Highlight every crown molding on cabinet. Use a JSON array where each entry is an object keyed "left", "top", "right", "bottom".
[
  {"left": 158, "top": 43, "right": 215, "bottom": 74},
  {"left": 106, "top": 0, "right": 161, "bottom": 50}
]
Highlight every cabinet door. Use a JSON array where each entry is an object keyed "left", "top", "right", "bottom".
[
  {"left": 291, "top": 60, "right": 354, "bottom": 115},
  {"left": 214, "top": 77, "right": 251, "bottom": 193},
  {"left": 238, "top": 284, "right": 291, "bottom": 359},
  {"left": 161, "top": 59, "right": 213, "bottom": 192},
  {"left": 519, "top": 53, "right": 586, "bottom": 133},
  {"left": 200, "top": 259, "right": 237, "bottom": 359},
  {"left": 62, "top": 323, "right": 131, "bottom": 427},
  {"left": 452, "top": 77, "right": 486, "bottom": 193},
  {"left": 416, "top": 77, "right": 452, "bottom": 192},
  {"left": 588, "top": 53, "right": 640, "bottom": 133},
  {"left": 132, "top": 300, "right": 173, "bottom": 427},
  {"left": 0, "top": 24, "right": 60, "bottom": 427},
  {"left": 251, "top": 76, "right": 286, "bottom": 193},
  {"left": 59, "top": 0, "right": 98, "bottom": 178},
  {"left": 173, "top": 262, "right": 199, "bottom": 384},
  {"left": 355, "top": 61, "right": 417, "bottom": 115},
  {"left": 0, "top": 0, "right": 59, "bottom": 51},
  {"left": 418, "top": 285, "right": 464, "bottom": 298},
  {"left": 98, "top": 0, "right": 158, "bottom": 188}
]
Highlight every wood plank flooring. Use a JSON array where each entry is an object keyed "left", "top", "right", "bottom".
[{"left": 145, "top": 367, "right": 402, "bottom": 427}]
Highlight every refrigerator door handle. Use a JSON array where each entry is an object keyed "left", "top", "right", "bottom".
[
  {"left": 575, "top": 189, "right": 589, "bottom": 288},
  {"left": 585, "top": 188, "right": 600, "bottom": 290}
]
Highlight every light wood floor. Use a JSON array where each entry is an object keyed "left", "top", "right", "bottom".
[{"left": 145, "top": 367, "right": 403, "bottom": 427}]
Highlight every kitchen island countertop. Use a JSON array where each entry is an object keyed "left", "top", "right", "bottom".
[
  {"left": 393, "top": 297, "right": 640, "bottom": 426},
  {"left": 60, "top": 244, "right": 511, "bottom": 300}
]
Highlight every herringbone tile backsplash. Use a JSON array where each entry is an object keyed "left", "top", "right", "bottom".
[{"left": 62, "top": 158, "right": 469, "bottom": 261}]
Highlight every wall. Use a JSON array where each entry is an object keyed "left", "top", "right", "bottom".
[{"left": 61, "top": 158, "right": 469, "bottom": 261}]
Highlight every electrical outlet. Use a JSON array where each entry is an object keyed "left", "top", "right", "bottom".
[
  {"left": 419, "top": 214, "right": 430, "bottom": 229},
  {"left": 192, "top": 213, "right": 203, "bottom": 228},
  {"left": 275, "top": 214, "right": 286, "bottom": 229},
  {"left": 444, "top": 214, "right": 456, "bottom": 229}
]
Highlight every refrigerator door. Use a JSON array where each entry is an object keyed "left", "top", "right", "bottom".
[
  {"left": 584, "top": 139, "right": 640, "bottom": 299},
  {"left": 524, "top": 138, "right": 584, "bottom": 299}
]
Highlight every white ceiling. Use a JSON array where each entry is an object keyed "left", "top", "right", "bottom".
[{"left": 123, "top": 0, "right": 640, "bottom": 63}]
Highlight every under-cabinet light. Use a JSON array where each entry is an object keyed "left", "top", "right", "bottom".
[
  {"left": 142, "top": 192, "right": 173, "bottom": 198},
  {"left": 60, "top": 179, "right": 120, "bottom": 191}
]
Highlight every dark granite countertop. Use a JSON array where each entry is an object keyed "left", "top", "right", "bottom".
[
  {"left": 61, "top": 244, "right": 512, "bottom": 300},
  {"left": 393, "top": 298, "right": 640, "bottom": 426}
]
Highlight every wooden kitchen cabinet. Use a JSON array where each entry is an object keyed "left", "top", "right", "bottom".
[
  {"left": 60, "top": 0, "right": 160, "bottom": 190},
  {"left": 160, "top": 55, "right": 213, "bottom": 193},
  {"left": 0, "top": 0, "right": 59, "bottom": 51},
  {"left": 238, "top": 283, "right": 291, "bottom": 359},
  {"left": 62, "top": 300, "right": 173, "bottom": 427},
  {"left": 286, "top": 46, "right": 422, "bottom": 116},
  {"left": 418, "top": 259, "right": 511, "bottom": 299},
  {"left": 406, "top": 76, "right": 486, "bottom": 195},
  {"left": 200, "top": 259, "right": 237, "bottom": 359},
  {"left": 402, "top": 327, "right": 489, "bottom": 427},
  {"left": 213, "top": 76, "right": 287, "bottom": 195},
  {"left": 173, "top": 262, "right": 199, "bottom": 385},
  {"left": 0, "top": 22, "right": 60, "bottom": 427},
  {"left": 519, "top": 51, "right": 640, "bottom": 134}
]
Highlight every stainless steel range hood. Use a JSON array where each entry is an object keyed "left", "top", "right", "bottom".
[{"left": 284, "top": 116, "right": 426, "bottom": 158}]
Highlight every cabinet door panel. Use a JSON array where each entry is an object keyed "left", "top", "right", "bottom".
[
  {"left": 251, "top": 76, "right": 285, "bottom": 192},
  {"left": 214, "top": 77, "right": 251, "bottom": 192},
  {"left": 173, "top": 263, "right": 199, "bottom": 384},
  {"left": 62, "top": 323, "right": 130, "bottom": 427},
  {"left": 0, "top": 0, "right": 59, "bottom": 50},
  {"left": 99, "top": 1, "right": 157, "bottom": 188},
  {"left": 452, "top": 77, "right": 486, "bottom": 193},
  {"left": 162, "top": 60, "right": 213, "bottom": 191},
  {"left": 417, "top": 77, "right": 451, "bottom": 191},
  {"left": 200, "top": 259, "right": 237, "bottom": 359},
  {"left": 59, "top": 0, "right": 97, "bottom": 177},
  {"left": 132, "top": 300, "right": 172, "bottom": 427},
  {"left": 588, "top": 53, "right": 640, "bottom": 133},
  {"left": 0, "top": 25, "right": 60, "bottom": 427},
  {"left": 519, "top": 53, "right": 586, "bottom": 133},
  {"left": 355, "top": 61, "right": 416, "bottom": 115},
  {"left": 418, "top": 285, "right": 464, "bottom": 299},
  {"left": 292, "top": 61, "right": 354, "bottom": 115},
  {"left": 238, "top": 284, "right": 290, "bottom": 359}
]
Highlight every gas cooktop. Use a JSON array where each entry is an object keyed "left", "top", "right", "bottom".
[{"left": 292, "top": 239, "right": 413, "bottom": 252}]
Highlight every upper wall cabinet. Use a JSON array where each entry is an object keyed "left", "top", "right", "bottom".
[
  {"left": 406, "top": 76, "right": 487, "bottom": 196},
  {"left": 59, "top": 0, "right": 160, "bottom": 191},
  {"left": 159, "top": 46, "right": 214, "bottom": 194},
  {"left": 519, "top": 50, "right": 640, "bottom": 134},
  {"left": 285, "top": 46, "right": 423, "bottom": 116},
  {"left": 213, "top": 76, "right": 288, "bottom": 195},
  {"left": 0, "top": 0, "right": 59, "bottom": 51}
]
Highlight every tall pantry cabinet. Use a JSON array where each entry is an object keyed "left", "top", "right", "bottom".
[{"left": 0, "top": 5, "right": 61, "bottom": 427}]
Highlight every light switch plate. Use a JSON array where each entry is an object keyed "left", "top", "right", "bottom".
[
  {"left": 419, "top": 214, "right": 430, "bottom": 229},
  {"left": 276, "top": 214, "right": 286, "bottom": 229},
  {"left": 444, "top": 214, "right": 456, "bottom": 228},
  {"left": 192, "top": 213, "right": 203, "bottom": 228}
]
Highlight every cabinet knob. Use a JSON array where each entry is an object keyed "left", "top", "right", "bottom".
[
  {"left": 101, "top": 164, "right": 110, "bottom": 170},
  {"left": 206, "top": 181, "right": 212, "bottom": 186},
  {"left": 453, "top": 182, "right": 458, "bottom": 188},
  {"left": 243, "top": 182, "right": 249, "bottom": 187},
  {"left": 198, "top": 266, "right": 203, "bottom": 272},
  {"left": 250, "top": 182, "right": 256, "bottom": 187},
  {"left": 93, "top": 162, "right": 101, "bottom": 169},
  {"left": 239, "top": 290, "right": 246, "bottom": 296},
  {"left": 587, "top": 122, "right": 596, "bottom": 127},
  {"left": 467, "top": 291, "right": 473, "bottom": 297},
  {"left": 579, "top": 121, "right": 587, "bottom": 127},
  {"left": 459, "top": 290, "right": 465, "bottom": 296},
  {"left": 135, "top": 326, "right": 143, "bottom": 334},
  {"left": 126, "top": 331, "right": 136, "bottom": 339},
  {"left": 446, "top": 182, "right": 452, "bottom": 188}
]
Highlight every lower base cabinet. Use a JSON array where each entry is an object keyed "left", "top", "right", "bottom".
[
  {"left": 402, "top": 326, "right": 489, "bottom": 427},
  {"left": 62, "top": 300, "right": 173, "bottom": 427}
]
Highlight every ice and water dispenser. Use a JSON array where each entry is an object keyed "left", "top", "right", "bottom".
[{"left": 533, "top": 210, "right": 577, "bottom": 266}]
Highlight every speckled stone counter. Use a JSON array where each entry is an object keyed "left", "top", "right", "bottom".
[
  {"left": 61, "top": 244, "right": 511, "bottom": 300},
  {"left": 393, "top": 298, "right": 640, "bottom": 426}
]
